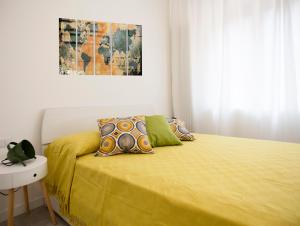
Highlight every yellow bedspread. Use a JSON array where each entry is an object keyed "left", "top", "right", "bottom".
[
  {"left": 45, "top": 131, "right": 100, "bottom": 215},
  {"left": 47, "top": 133, "right": 300, "bottom": 226}
]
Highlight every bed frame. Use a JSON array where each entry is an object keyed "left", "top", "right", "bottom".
[{"left": 41, "top": 105, "right": 156, "bottom": 223}]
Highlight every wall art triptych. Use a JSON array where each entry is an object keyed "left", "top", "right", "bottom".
[{"left": 59, "top": 18, "right": 142, "bottom": 76}]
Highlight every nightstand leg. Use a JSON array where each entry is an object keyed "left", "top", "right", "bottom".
[
  {"left": 40, "top": 180, "right": 57, "bottom": 225},
  {"left": 7, "top": 189, "right": 14, "bottom": 226},
  {"left": 23, "top": 185, "right": 30, "bottom": 213}
]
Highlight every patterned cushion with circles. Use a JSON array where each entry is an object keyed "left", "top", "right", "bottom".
[
  {"left": 167, "top": 118, "right": 195, "bottom": 141},
  {"left": 97, "top": 115, "right": 153, "bottom": 156}
]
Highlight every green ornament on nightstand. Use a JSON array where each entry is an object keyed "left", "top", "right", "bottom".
[{"left": 1, "top": 140, "right": 36, "bottom": 166}]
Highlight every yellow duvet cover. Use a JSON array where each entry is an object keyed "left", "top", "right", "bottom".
[{"left": 47, "top": 133, "right": 300, "bottom": 226}]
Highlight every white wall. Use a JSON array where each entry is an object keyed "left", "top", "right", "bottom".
[{"left": 0, "top": 0, "right": 171, "bottom": 221}]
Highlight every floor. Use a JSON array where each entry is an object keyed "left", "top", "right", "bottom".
[{"left": 0, "top": 206, "right": 69, "bottom": 226}]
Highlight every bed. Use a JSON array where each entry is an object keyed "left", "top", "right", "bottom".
[{"left": 41, "top": 106, "right": 300, "bottom": 226}]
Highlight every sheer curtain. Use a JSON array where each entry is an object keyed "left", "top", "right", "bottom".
[{"left": 170, "top": 0, "right": 300, "bottom": 142}]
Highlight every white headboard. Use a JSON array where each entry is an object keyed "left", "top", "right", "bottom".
[{"left": 41, "top": 105, "right": 155, "bottom": 145}]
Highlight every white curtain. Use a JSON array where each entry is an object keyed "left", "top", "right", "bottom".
[{"left": 170, "top": 0, "right": 300, "bottom": 142}]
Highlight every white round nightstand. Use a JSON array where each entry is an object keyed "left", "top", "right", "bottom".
[{"left": 0, "top": 155, "right": 57, "bottom": 226}]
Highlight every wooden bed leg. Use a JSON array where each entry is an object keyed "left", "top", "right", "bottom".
[
  {"left": 40, "top": 180, "right": 57, "bottom": 225},
  {"left": 7, "top": 189, "right": 14, "bottom": 226},
  {"left": 23, "top": 185, "right": 30, "bottom": 214}
]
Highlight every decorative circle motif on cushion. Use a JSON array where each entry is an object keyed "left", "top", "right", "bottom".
[
  {"left": 101, "top": 123, "right": 116, "bottom": 136},
  {"left": 117, "top": 121, "right": 134, "bottom": 132},
  {"left": 170, "top": 124, "right": 177, "bottom": 133},
  {"left": 178, "top": 125, "right": 190, "bottom": 134},
  {"left": 101, "top": 136, "right": 116, "bottom": 154},
  {"left": 137, "top": 135, "right": 152, "bottom": 152},
  {"left": 136, "top": 121, "right": 147, "bottom": 135},
  {"left": 167, "top": 118, "right": 175, "bottom": 123},
  {"left": 117, "top": 133, "right": 135, "bottom": 151},
  {"left": 99, "top": 118, "right": 114, "bottom": 125}
]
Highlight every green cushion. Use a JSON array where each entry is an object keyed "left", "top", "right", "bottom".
[{"left": 145, "top": 115, "right": 182, "bottom": 147}]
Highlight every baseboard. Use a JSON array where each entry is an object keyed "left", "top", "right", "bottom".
[{"left": 0, "top": 196, "right": 44, "bottom": 223}]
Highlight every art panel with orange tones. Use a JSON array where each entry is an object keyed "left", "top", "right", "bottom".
[
  {"left": 59, "top": 18, "right": 142, "bottom": 76},
  {"left": 59, "top": 18, "right": 76, "bottom": 75},
  {"left": 111, "top": 23, "right": 127, "bottom": 76},
  {"left": 128, "top": 24, "right": 142, "bottom": 76},
  {"left": 95, "top": 22, "right": 111, "bottom": 75},
  {"left": 77, "top": 20, "right": 94, "bottom": 75}
]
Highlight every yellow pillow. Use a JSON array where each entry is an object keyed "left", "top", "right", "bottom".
[
  {"left": 97, "top": 115, "right": 153, "bottom": 156},
  {"left": 46, "top": 130, "right": 100, "bottom": 157}
]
